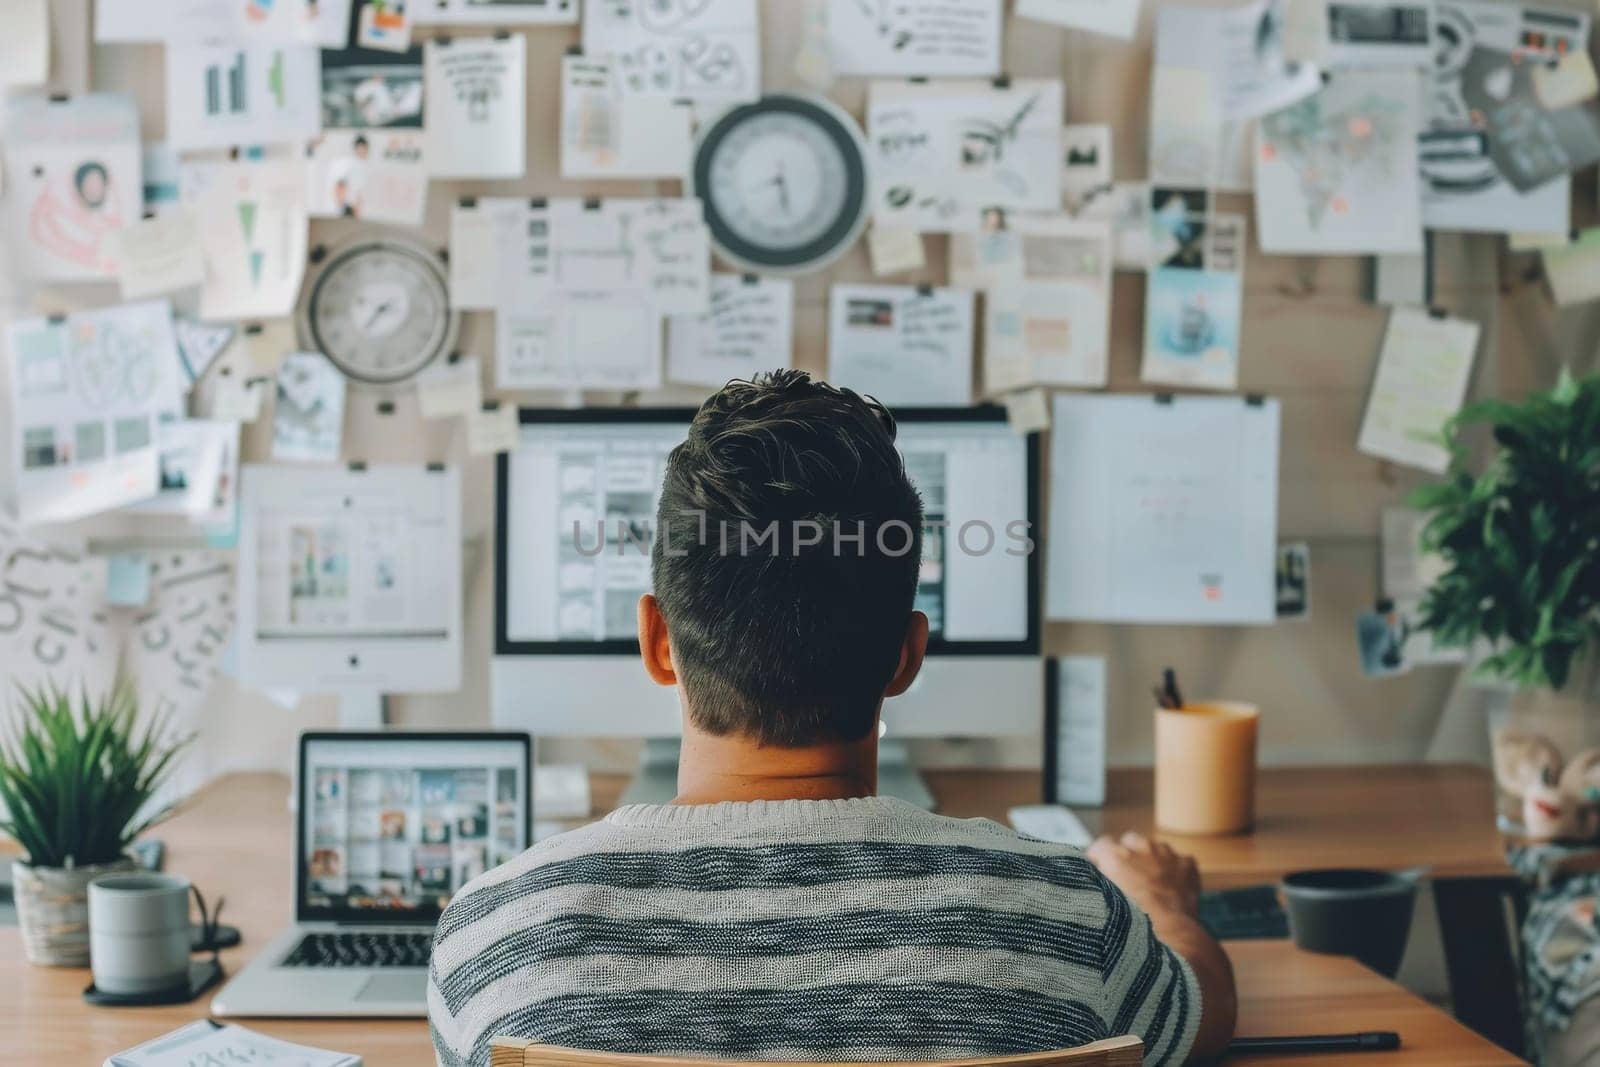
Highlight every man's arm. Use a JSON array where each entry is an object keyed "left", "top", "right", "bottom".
[{"left": 1088, "top": 831, "right": 1239, "bottom": 1059}]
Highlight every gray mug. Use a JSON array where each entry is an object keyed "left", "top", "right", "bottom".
[{"left": 89, "top": 873, "right": 192, "bottom": 995}]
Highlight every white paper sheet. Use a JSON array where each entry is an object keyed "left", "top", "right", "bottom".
[
  {"left": 982, "top": 217, "right": 1112, "bottom": 393},
  {"left": 1046, "top": 393, "right": 1281, "bottom": 624},
  {"left": 0, "top": 520, "right": 113, "bottom": 697},
  {"left": 827, "top": 0, "right": 1002, "bottom": 77},
  {"left": 125, "top": 553, "right": 238, "bottom": 745},
  {"left": 165, "top": 44, "right": 322, "bottom": 152},
  {"left": 497, "top": 294, "right": 665, "bottom": 391},
  {"left": 1323, "top": 0, "right": 1435, "bottom": 68},
  {"left": 411, "top": 0, "right": 577, "bottom": 24},
  {"left": 582, "top": 0, "right": 759, "bottom": 103},
  {"left": 425, "top": 35, "right": 527, "bottom": 179},
  {"left": 1017, "top": 0, "right": 1140, "bottom": 40},
  {"left": 1421, "top": 1, "right": 1587, "bottom": 234},
  {"left": 866, "top": 226, "right": 927, "bottom": 275},
  {"left": 110, "top": 211, "right": 207, "bottom": 300},
  {"left": 412, "top": 355, "right": 480, "bottom": 418},
  {"left": 1155, "top": 0, "right": 1322, "bottom": 121},
  {"left": 666, "top": 274, "right": 795, "bottom": 387},
  {"left": 1053, "top": 655, "right": 1108, "bottom": 806},
  {"left": 1255, "top": 70, "right": 1425, "bottom": 254},
  {"left": 828, "top": 284, "right": 974, "bottom": 405},
  {"left": 2, "top": 94, "right": 141, "bottom": 283},
  {"left": 0, "top": 0, "right": 50, "bottom": 88},
  {"left": 6, "top": 302, "right": 186, "bottom": 525},
  {"left": 174, "top": 317, "right": 237, "bottom": 387},
  {"left": 559, "top": 55, "right": 693, "bottom": 180},
  {"left": 273, "top": 352, "right": 347, "bottom": 463},
  {"left": 106, "top": 1021, "right": 359, "bottom": 1067},
  {"left": 869, "top": 79, "right": 1065, "bottom": 232},
  {"left": 1148, "top": 65, "right": 1224, "bottom": 187},
  {"left": 1076, "top": 180, "right": 1150, "bottom": 269},
  {"left": 448, "top": 198, "right": 523, "bottom": 310},
  {"left": 1356, "top": 307, "right": 1479, "bottom": 473},
  {"left": 305, "top": 130, "right": 428, "bottom": 225},
  {"left": 549, "top": 197, "right": 710, "bottom": 314},
  {"left": 467, "top": 402, "right": 520, "bottom": 455},
  {"left": 232, "top": 0, "right": 353, "bottom": 46},
  {"left": 190, "top": 156, "right": 307, "bottom": 323}
]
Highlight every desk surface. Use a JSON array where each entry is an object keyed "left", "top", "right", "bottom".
[{"left": 5, "top": 768, "right": 1520, "bottom": 1067}]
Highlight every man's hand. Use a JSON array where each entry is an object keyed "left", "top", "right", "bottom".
[
  {"left": 1087, "top": 831, "right": 1200, "bottom": 918},
  {"left": 1088, "top": 831, "right": 1237, "bottom": 1058}
]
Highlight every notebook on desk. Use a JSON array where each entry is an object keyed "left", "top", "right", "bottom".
[
  {"left": 107, "top": 1020, "right": 360, "bottom": 1066},
  {"left": 211, "top": 731, "right": 531, "bottom": 1018}
]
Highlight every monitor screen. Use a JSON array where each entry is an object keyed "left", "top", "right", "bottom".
[
  {"left": 497, "top": 408, "right": 1036, "bottom": 654},
  {"left": 297, "top": 734, "right": 530, "bottom": 921}
]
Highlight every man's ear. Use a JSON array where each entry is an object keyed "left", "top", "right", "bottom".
[
  {"left": 884, "top": 610, "right": 929, "bottom": 698},
  {"left": 638, "top": 594, "right": 677, "bottom": 687}
]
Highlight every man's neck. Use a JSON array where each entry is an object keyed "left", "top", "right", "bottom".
[{"left": 673, "top": 724, "right": 878, "bottom": 806}]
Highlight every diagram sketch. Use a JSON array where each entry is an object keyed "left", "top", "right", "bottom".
[{"left": 583, "top": 0, "right": 759, "bottom": 103}]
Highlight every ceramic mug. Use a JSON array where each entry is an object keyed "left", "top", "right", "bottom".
[{"left": 88, "top": 873, "right": 191, "bottom": 995}]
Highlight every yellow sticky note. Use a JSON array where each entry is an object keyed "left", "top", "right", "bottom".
[
  {"left": 1534, "top": 51, "right": 1598, "bottom": 110},
  {"left": 1002, "top": 388, "right": 1051, "bottom": 434},
  {"left": 867, "top": 227, "right": 926, "bottom": 276}
]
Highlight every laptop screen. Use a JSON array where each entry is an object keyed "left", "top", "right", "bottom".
[{"left": 297, "top": 733, "right": 530, "bottom": 922}]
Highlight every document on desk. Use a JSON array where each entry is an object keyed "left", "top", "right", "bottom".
[
  {"left": 1356, "top": 307, "right": 1479, "bottom": 473},
  {"left": 1046, "top": 393, "right": 1281, "bottom": 624},
  {"left": 827, "top": 0, "right": 1003, "bottom": 77},
  {"left": 981, "top": 217, "right": 1113, "bottom": 393},
  {"left": 105, "top": 1020, "right": 360, "bottom": 1067},
  {"left": 667, "top": 274, "right": 795, "bottom": 387},
  {"left": 583, "top": 0, "right": 759, "bottom": 104},
  {"left": 869, "top": 79, "right": 1064, "bottom": 232},
  {"left": 560, "top": 54, "right": 694, "bottom": 179},
  {"left": 2, "top": 94, "right": 141, "bottom": 283},
  {"left": 1255, "top": 70, "right": 1425, "bottom": 254},
  {"left": 828, "top": 284, "right": 974, "bottom": 406},
  {"left": 425, "top": 35, "right": 527, "bottom": 179},
  {"left": 6, "top": 302, "right": 186, "bottom": 525}
]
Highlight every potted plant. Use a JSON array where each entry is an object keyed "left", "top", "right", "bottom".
[
  {"left": 1411, "top": 370, "right": 1600, "bottom": 841},
  {"left": 0, "top": 683, "right": 190, "bottom": 966}
]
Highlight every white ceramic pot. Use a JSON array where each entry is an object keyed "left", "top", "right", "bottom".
[{"left": 12, "top": 856, "right": 138, "bottom": 967}]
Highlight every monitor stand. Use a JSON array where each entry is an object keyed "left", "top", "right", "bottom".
[
  {"left": 338, "top": 692, "right": 387, "bottom": 729},
  {"left": 618, "top": 737, "right": 682, "bottom": 806},
  {"left": 616, "top": 738, "right": 937, "bottom": 811}
]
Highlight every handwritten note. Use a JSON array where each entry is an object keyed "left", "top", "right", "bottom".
[
  {"left": 667, "top": 275, "right": 795, "bottom": 386},
  {"left": 111, "top": 211, "right": 206, "bottom": 300},
  {"left": 828, "top": 284, "right": 974, "bottom": 405},
  {"left": 1357, "top": 307, "right": 1480, "bottom": 474},
  {"left": 828, "top": 0, "right": 1002, "bottom": 77},
  {"left": 425, "top": 35, "right": 526, "bottom": 179}
]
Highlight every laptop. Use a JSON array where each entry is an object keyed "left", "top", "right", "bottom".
[{"left": 213, "top": 731, "right": 531, "bottom": 1018}]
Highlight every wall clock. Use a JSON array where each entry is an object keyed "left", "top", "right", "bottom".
[
  {"left": 298, "top": 236, "right": 460, "bottom": 386},
  {"left": 690, "top": 93, "right": 871, "bottom": 275}
]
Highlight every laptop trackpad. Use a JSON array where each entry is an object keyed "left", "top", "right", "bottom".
[{"left": 358, "top": 972, "right": 427, "bottom": 1003}]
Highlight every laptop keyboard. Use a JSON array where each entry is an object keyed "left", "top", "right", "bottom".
[{"left": 282, "top": 931, "right": 433, "bottom": 969}]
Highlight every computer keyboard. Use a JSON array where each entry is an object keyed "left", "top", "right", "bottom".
[{"left": 281, "top": 930, "right": 433, "bottom": 968}]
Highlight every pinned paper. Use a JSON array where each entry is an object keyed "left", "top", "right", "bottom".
[
  {"left": 0, "top": 0, "right": 50, "bottom": 88},
  {"left": 1534, "top": 51, "right": 1599, "bottom": 111},
  {"left": 112, "top": 211, "right": 206, "bottom": 300},
  {"left": 175, "top": 318, "right": 236, "bottom": 388},
  {"left": 467, "top": 403, "right": 519, "bottom": 456},
  {"left": 1275, "top": 541, "right": 1310, "bottom": 620},
  {"left": 867, "top": 227, "right": 927, "bottom": 276},
  {"left": 1002, "top": 388, "right": 1051, "bottom": 434},
  {"left": 105, "top": 553, "right": 153, "bottom": 608},
  {"left": 273, "top": 352, "right": 347, "bottom": 463},
  {"left": 211, "top": 375, "right": 268, "bottom": 422},
  {"left": 793, "top": 0, "right": 833, "bottom": 88},
  {"left": 416, "top": 356, "right": 483, "bottom": 419},
  {"left": 244, "top": 321, "right": 298, "bottom": 375},
  {"left": 357, "top": 0, "right": 413, "bottom": 52},
  {"left": 1357, "top": 307, "right": 1480, "bottom": 474}
]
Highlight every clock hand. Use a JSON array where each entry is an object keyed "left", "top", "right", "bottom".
[{"left": 362, "top": 302, "right": 393, "bottom": 331}]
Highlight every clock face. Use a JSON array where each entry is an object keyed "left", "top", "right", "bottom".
[
  {"left": 693, "top": 95, "right": 869, "bottom": 274},
  {"left": 302, "top": 239, "right": 459, "bottom": 386}
]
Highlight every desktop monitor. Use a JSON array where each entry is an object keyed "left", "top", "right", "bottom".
[{"left": 493, "top": 407, "right": 1041, "bottom": 804}]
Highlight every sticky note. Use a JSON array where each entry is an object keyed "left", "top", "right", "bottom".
[
  {"left": 112, "top": 211, "right": 206, "bottom": 300},
  {"left": 867, "top": 227, "right": 927, "bottom": 276},
  {"left": 1002, "top": 388, "right": 1051, "bottom": 434},
  {"left": 467, "top": 403, "right": 519, "bottom": 455},
  {"left": 416, "top": 356, "right": 483, "bottom": 418},
  {"left": 105, "top": 553, "right": 152, "bottom": 607},
  {"left": 1534, "top": 51, "right": 1598, "bottom": 110},
  {"left": 211, "top": 376, "right": 268, "bottom": 422}
]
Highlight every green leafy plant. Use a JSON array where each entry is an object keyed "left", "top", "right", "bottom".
[
  {"left": 0, "top": 683, "right": 191, "bottom": 869},
  {"left": 1411, "top": 370, "right": 1600, "bottom": 690}
]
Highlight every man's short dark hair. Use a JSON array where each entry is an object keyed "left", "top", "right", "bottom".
[{"left": 652, "top": 370, "right": 924, "bottom": 747}]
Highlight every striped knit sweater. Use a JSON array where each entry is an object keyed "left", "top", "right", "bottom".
[{"left": 427, "top": 797, "right": 1201, "bottom": 1067}]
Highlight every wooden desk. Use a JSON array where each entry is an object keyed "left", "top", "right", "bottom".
[{"left": 3, "top": 771, "right": 1522, "bottom": 1066}]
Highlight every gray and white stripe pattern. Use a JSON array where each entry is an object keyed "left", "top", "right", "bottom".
[{"left": 428, "top": 797, "right": 1200, "bottom": 1067}]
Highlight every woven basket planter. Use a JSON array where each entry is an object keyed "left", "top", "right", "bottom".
[{"left": 12, "top": 856, "right": 137, "bottom": 967}]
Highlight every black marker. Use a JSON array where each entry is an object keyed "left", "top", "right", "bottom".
[{"left": 1228, "top": 1032, "right": 1401, "bottom": 1056}]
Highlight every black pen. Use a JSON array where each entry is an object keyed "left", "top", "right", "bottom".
[{"left": 1227, "top": 1032, "right": 1401, "bottom": 1055}]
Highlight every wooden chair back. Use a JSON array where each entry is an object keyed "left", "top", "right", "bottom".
[{"left": 488, "top": 1038, "right": 1145, "bottom": 1067}]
